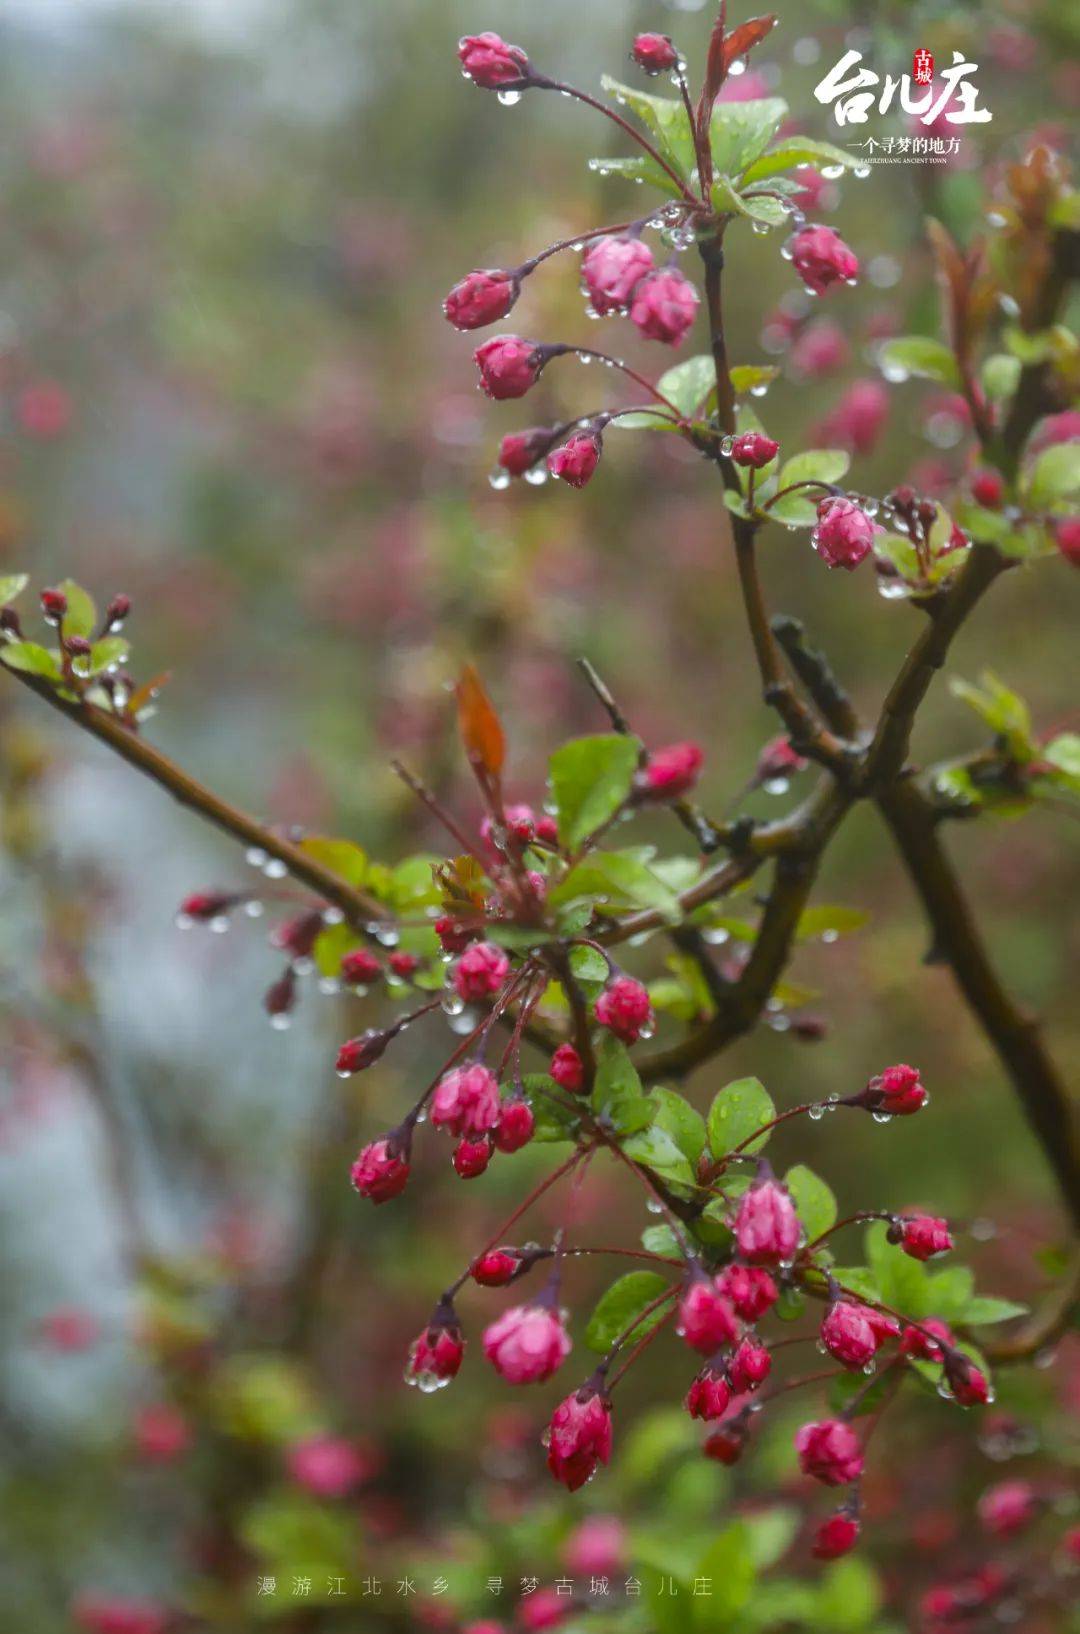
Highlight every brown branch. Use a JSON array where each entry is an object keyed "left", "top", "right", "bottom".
[
  {"left": 2, "top": 669, "right": 388, "bottom": 926},
  {"left": 879, "top": 777, "right": 1080, "bottom": 1231}
]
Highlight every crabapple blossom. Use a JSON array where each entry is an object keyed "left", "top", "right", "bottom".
[
  {"left": 790, "top": 225, "right": 859, "bottom": 296},
  {"left": 730, "top": 431, "right": 779, "bottom": 468},
  {"left": 821, "top": 1301, "right": 880, "bottom": 1370},
  {"left": 498, "top": 426, "right": 558, "bottom": 477},
  {"left": 444, "top": 268, "right": 519, "bottom": 330},
  {"left": 493, "top": 1098, "right": 535, "bottom": 1152},
  {"left": 287, "top": 1435, "right": 367, "bottom": 1498},
  {"left": 458, "top": 32, "right": 529, "bottom": 89},
  {"left": 677, "top": 1278, "right": 739, "bottom": 1353},
  {"left": 795, "top": 1418, "right": 864, "bottom": 1485},
  {"left": 632, "top": 33, "right": 678, "bottom": 74},
  {"left": 641, "top": 741, "right": 704, "bottom": 798},
  {"left": 735, "top": 1178, "right": 801, "bottom": 1264},
  {"left": 812, "top": 496, "right": 876, "bottom": 570},
  {"left": 812, "top": 1512, "right": 860, "bottom": 1559},
  {"left": 594, "top": 975, "right": 652, "bottom": 1043},
  {"left": 978, "top": 1479, "right": 1038, "bottom": 1536},
  {"left": 340, "top": 947, "right": 382, "bottom": 985},
  {"left": 544, "top": 1386, "right": 613, "bottom": 1490},
  {"left": 483, "top": 1303, "right": 571, "bottom": 1384},
  {"left": 582, "top": 235, "right": 654, "bottom": 315},
  {"left": 548, "top": 430, "right": 603, "bottom": 488},
  {"left": 728, "top": 1337, "right": 772, "bottom": 1392},
  {"left": 407, "top": 1319, "right": 465, "bottom": 1386},
  {"left": 716, "top": 1264, "right": 779, "bottom": 1320},
  {"left": 685, "top": 1366, "right": 732, "bottom": 1421},
  {"left": 474, "top": 335, "right": 544, "bottom": 399},
  {"left": 431, "top": 1063, "right": 501, "bottom": 1137},
  {"left": 629, "top": 268, "right": 699, "bottom": 345},
  {"left": 891, "top": 1214, "right": 953, "bottom": 1260},
  {"left": 550, "top": 1042, "right": 584, "bottom": 1092},
  {"left": 471, "top": 1249, "right": 522, "bottom": 1286},
  {"left": 454, "top": 940, "right": 511, "bottom": 1001},
  {"left": 453, "top": 1135, "right": 493, "bottom": 1177},
  {"left": 350, "top": 1138, "right": 410, "bottom": 1203}
]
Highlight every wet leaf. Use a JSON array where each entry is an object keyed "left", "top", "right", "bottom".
[
  {"left": 549, "top": 733, "right": 640, "bottom": 850},
  {"left": 585, "top": 1270, "right": 671, "bottom": 1352},
  {"left": 0, "top": 641, "right": 62, "bottom": 679},
  {"left": 455, "top": 663, "right": 505, "bottom": 781},
  {"left": 707, "top": 1076, "right": 775, "bottom": 1159}
]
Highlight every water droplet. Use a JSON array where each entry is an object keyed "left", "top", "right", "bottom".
[
  {"left": 449, "top": 1006, "right": 480, "bottom": 1035},
  {"left": 497, "top": 89, "right": 521, "bottom": 106},
  {"left": 323, "top": 907, "right": 344, "bottom": 926},
  {"left": 871, "top": 1111, "right": 893, "bottom": 1124},
  {"left": 524, "top": 466, "right": 548, "bottom": 486},
  {"left": 318, "top": 977, "right": 340, "bottom": 995},
  {"left": 489, "top": 468, "right": 511, "bottom": 490},
  {"left": 853, "top": 165, "right": 871, "bottom": 180},
  {"left": 441, "top": 992, "right": 465, "bottom": 1016},
  {"left": 808, "top": 1104, "right": 825, "bottom": 1121},
  {"left": 821, "top": 164, "right": 845, "bottom": 180},
  {"left": 174, "top": 912, "right": 194, "bottom": 930},
  {"left": 209, "top": 915, "right": 230, "bottom": 934},
  {"left": 720, "top": 435, "right": 734, "bottom": 456},
  {"left": 374, "top": 924, "right": 399, "bottom": 947},
  {"left": 270, "top": 1013, "right": 292, "bottom": 1031},
  {"left": 246, "top": 847, "right": 268, "bottom": 868},
  {"left": 970, "top": 1217, "right": 997, "bottom": 1242},
  {"left": 638, "top": 1019, "right": 655, "bottom": 1040},
  {"left": 294, "top": 956, "right": 314, "bottom": 977},
  {"left": 792, "top": 36, "right": 821, "bottom": 65},
  {"left": 263, "top": 859, "right": 288, "bottom": 880},
  {"left": 762, "top": 776, "right": 790, "bottom": 796},
  {"left": 646, "top": 1198, "right": 663, "bottom": 1215},
  {"left": 243, "top": 899, "right": 264, "bottom": 918},
  {"left": 702, "top": 927, "right": 730, "bottom": 946},
  {"left": 728, "top": 57, "right": 747, "bottom": 76},
  {"left": 751, "top": 220, "right": 770, "bottom": 236},
  {"left": 821, "top": 929, "right": 839, "bottom": 945},
  {"left": 750, "top": 383, "right": 769, "bottom": 398}
]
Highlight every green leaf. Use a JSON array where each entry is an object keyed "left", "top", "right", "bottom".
[
  {"left": 569, "top": 943, "right": 609, "bottom": 985},
  {"left": 828, "top": 1265, "right": 881, "bottom": 1304},
  {"left": 312, "top": 921, "right": 357, "bottom": 979},
  {"left": 785, "top": 1164, "right": 837, "bottom": 1243},
  {"left": 586, "top": 153, "right": 684, "bottom": 199},
  {"left": 385, "top": 854, "right": 443, "bottom": 910},
  {"left": 599, "top": 76, "right": 695, "bottom": 177},
  {"left": 0, "top": 641, "right": 62, "bottom": 679},
  {"left": 549, "top": 850, "right": 682, "bottom": 920},
  {"left": 961, "top": 1296, "right": 1029, "bottom": 1326},
  {"left": 0, "top": 573, "right": 28, "bottom": 605},
  {"left": 622, "top": 1125, "right": 696, "bottom": 1188},
  {"left": 549, "top": 733, "right": 641, "bottom": 850},
  {"left": 923, "top": 1265, "right": 975, "bottom": 1321},
  {"left": 980, "top": 353, "right": 1021, "bottom": 403},
  {"left": 649, "top": 1086, "right": 707, "bottom": 1166},
  {"left": 866, "top": 1221, "right": 929, "bottom": 1318},
  {"left": 653, "top": 354, "right": 716, "bottom": 416},
  {"left": 1024, "top": 440, "right": 1080, "bottom": 508},
  {"left": 691, "top": 1522, "right": 756, "bottom": 1627},
  {"left": 777, "top": 448, "right": 851, "bottom": 493},
  {"left": 949, "top": 673, "right": 1033, "bottom": 763},
  {"left": 828, "top": 1368, "right": 897, "bottom": 1420},
  {"left": 1044, "top": 733, "right": 1080, "bottom": 778},
  {"left": 300, "top": 836, "right": 369, "bottom": 887},
  {"left": 585, "top": 1270, "right": 671, "bottom": 1353},
  {"left": 57, "top": 579, "right": 97, "bottom": 641},
  {"left": 730, "top": 364, "right": 780, "bottom": 397},
  {"left": 522, "top": 1074, "right": 583, "bottom": 1144},
  {"left": 642, "top": 1223, "right": 680, "bottom": 1257},
  {"left": 743, "top": 1506, "right": 800, "bottom": 1568},
  {"left": 85, "top": 637, "right": 130, "bottom": 677},
  {"left": 592, "top": 1035, "right": 654, "bottom": 1137},
  {"left": 878, "top": 336, "right": 961, "bottom": 387},
  {"left": 712, "top": 175, "right": 789, "bottom": 228},
  {"left": 709, "top": 97, "right": 788, "bottom": 180},
  {"left": 741, "top": 136, "right": 858, "bottom": 183},
  {"left": 796, "top": 904, "right": 870, "bottom": 941},
  {"left": 707, "top": 1076, "right": 775, "bottom": 1160}
]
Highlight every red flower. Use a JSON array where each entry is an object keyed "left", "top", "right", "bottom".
[
  {"left": 458, "top": 32, "right": 529, "bottom": 90},
  {"left": 287, "top": 1435, "right": 368, "bottom": 1498},
  {"left": 548, "top": 431, "right": 603, "bottom": 488},
  {"left": 632, "top": 32, "right": 679, "bottom": 74},
  {"left": 978, "top": 1479, "right": 1038, "bottom": 1536},
  {"left": 582, "top": 235, "right": 655, "bottom": 314},
  {"left": 790, "top": 225, "right": 859, "bottom": 296},
  {"left": 431, "top": 1064, "right": 501, "bottom": 1137},
  {"left": 703, "top": 1419, "right": 748, "bottom": 1464},
  {"left": 730, "top": 431, "right": 779, "bottom": 469},
  {"left": 484, "top": 1303, "right": 571, "bottom": 1384},
  {"left": 493, "top": 1099, "right": 535, "bottom": 1153},
  {"left": 735, "top": 1179, "right": 801, "bottom": 1265},
  {"left": 755, "top": 735, "right": 808, "bottom": 785},
  {"left": 594, "top": 976, "right": 653, "bottom": 1044},
  {"left": 350, "top": 1138, "right": 409, "bottom": 1203},
  {"left": 971, "top": 467, "right": 1005, "bottom": 508},
  {"left": 677, "top": 1278, "right": 740, "bottom": 1354},
  {"left": 812, "top": 1512, "right": 860, "bottom": 1559},
  {"left": 407, "top": 1319, "right": 465, "bottom": 1387},
  {"left": 893, "top": 1214, "right": 953, "bottom": 1261},
  {"left": 871, "top": 1062, "right": 928, "bottom": 1116},
  {"left": 685, "top": 1366, "right": 731, "bottom": 1421},
  {"left": 795, "top": 1418, "right": 864, "bottom": 1485},
  {"left": 474, "top": 335, "right": 544, "bottom": 399},
  {"left": 550, "top": 1043, "right": 584, "bottom": 1092},
  {"left": 1055, "top": 516, "right": 1080, "bottom": 566},
  {"left": 642, "top": 741, "right": 704, "bottom": 799},
  {"left": 444, "top": 269, "right": 519, "bottom": 330},
  {"left": 716, "top": 1264, "right": 779, "bottom": 1320},
  {"left": 545, "top": 1387, "right": 613, "bottom": 1490},
  {"left": 629, "top": 269, "right": 700, "bottom": 346},
  {"left": 340, "top": 948, "right": 382, "bottom": 985},
  {"left": 728, "top": 1338, "right": 772, "bottom": 1392},
  {"left": 943, "top": 1351, "right": 992, "bottom": 1407},
  {"left": 812, "top": 496, "right": 875, "bottom": 570},
  {"left": 900, "top": 1317, "right": 954, "bottom": 1362},
  {"left": 453, "top": 1135, "right": 493, "bottom": 1178},
  {"left": 388, "top": 950, "right": 419, "bottom": 979},
  {"left": 471, "top": 1249, "right": 521, "bottom": 1286},
  {"left": 454, "top": 941, "right": 511, "bottom": 1001},
  {"left": 821, "top": 1301, "right": 880, "bottom": 1370},
  {"left": 336, "top": 1029, "right": 390, "bottom": 1074},
  {"left": 498, "top": 427, "right": 558, "bottom": 478},
  {"left": 133, "top": 1404, "right": 190, "bottom": 1463}
]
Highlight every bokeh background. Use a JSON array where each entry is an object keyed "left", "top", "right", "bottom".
[{"left": 0, "top": 0, "right": 1077, "bottom": 1629}]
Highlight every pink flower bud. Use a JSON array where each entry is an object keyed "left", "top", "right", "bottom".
[
  {"left": 900, "top": 1317, "right": 954, "bottom": 1362},
  {"left": 407, "top": 1318, "right": 465, "bottom": 1385},
  {"left": 971, "top": 467, "right": 1005, "bottom": 508},
  {"left": 104, "top": 593, "right": 131, "bottom": 627},
  {"left": 178, "top": 890, "right": 245, "bottom": 923},
  {"left": 548, "top": 430, "right": 603, "bottom": 488},
  {"left": 728, "top": 1338, "right": 772, "bottom": 1392},
  {"left": 795, "top": 1418, "right": 864, "bottom": 1485},
  {"left": 978, "top": 1479, "right": 1038, "bottom": 1537},
  {"left": 350, "top": 1138, "right": 410, "bottom": 1204},
  {"left": 943, "top": 1350, "right": 992, "bottom": 1407},
  {"left": 632, "top": 32, "right": 679, "bottom": 74},
  {"left": 458, "top": 32, "right": 529, "bottom": 90},
  {"left": 388, "top": 950, "right": 419, "bottom": 979},
  {"left": 263, "top": 968, "right": 296, "bottom": 1019},
  {"left": 716, "top": 1264, "right": 779, "bottom": 1320},
  {"left": 454, "top": 940, "right": 511, "bottom": 1001},
  {"left": 545, "top": 1386, "right": 613, "bottom": 1490},
  {"left": 434, "top": 915, "right": 476, "bottom": 954},
  {"left": 677, "top": 1278, "right": 740, "bottom": 1354},
  {"left": 870, "top": 1062, "right": 928, "bottom": 1116},
  {"left": 444, "top": 269, "right": 519, "bottom": 330},
  {"left": 453, "top": 1135, "right": 493, "bottom": 1178},
  {"left": 735, "top": 1179, "right": 801, "bottom": 1265},
  {"left": 40, "top": 587, "right": 68, "bottom": 623},
  {"left": 582, "top": 235, "right": 655, "bottom": 315},
  {"left": 432, "top": 1064, "right": 501, "bottom": 1137},
  {"left": 133, "top": 1403, "right": 190, "bottom": 1463},
  {"left": 271, "top": 909, "right": 323, "bottom": 960},
  {"left": 812, "top": 1512, "right": 860, "bottom": 1559},
  {"left": 498, "top": 427, "right": 557, "bottom": 478},
  {"left": 564, "top": 1515, "right": 627, "bottom": 1576},
  {"left": 819, "top": 379, "right": 889, "bottom": 454},
  {"left": 594, "top": 976, "right": 653, "bottom": 1044},
  {"left": 71, "top": 1594, "right": 168, "bottom": 1634},
  {"left": 755, "top": 735, "right": 808, "bottom": 784},
  {"left": 519, "top": 1588, "right": 568, "bottom": 1631},
  {"left": 629, "top": 269, "right": 700, "bottom": 346},
  {"left": 641, "top": 741, "right": 704, "bottom": 799},
  {"left": 38, "top": 1306, "right": 101, "bottom": 1352},
  {"left": 493, "top": 1098, "right": 535, "bottom": 1153},
  {"left": 340, "top": 948, "right": 382, "bottom": 985},
  {"left": 1029, "top": 408, "right": 1080, "bottom": 455},
  {"left": 821, "top": 1301, "right": 879, "bottom": 1370},
  {"left": 471, "top": 1248, "right": 522, "bottom": 1286},
  {"left": 535, "top": 813, "right": 559, "bottom": 844},
  {"left": 1055, "top": 517, "right": 1080, "bottom": 566},
  {"left": 550, "top": 1043, "right": 585, "bottom": 1092},
  {"left": 790, "top": 319, "right": 849, "bottom": 378},
  {"left": 474, "top": 335, "right": 544, "bottom": 399},
  {"left": 703, "top": 1419, "right": 748, "bottom": 1464},
  {"left": 685, "top": 1365, "right": 731, "bottom": 1421},
  {"left": 483, "top": 1302, "right": 571, "bottom": 1384},
  {"left": 790, "top": 225, "right": 859, "bottom": 296},
  {"left": 336, "top": 1029, "right": 390, "bottom": 1074},
  {"left": 891, "top": 1214, "right": 953, "bottom": 1261},
  {"left": 730, "top": 431, "right": 779, "bottom": 469},
  {"left": 812, "top": 496, "right": 875, "bottom": 570},
  {"left": 286, "top": 1435, "right": 367, "bottom": 1498}
]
